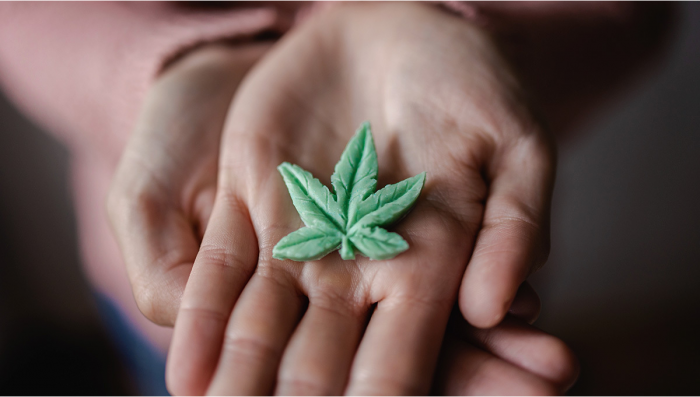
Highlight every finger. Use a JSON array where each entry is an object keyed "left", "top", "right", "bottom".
[
  {"left": 508, "top": 281, "right": 541, "bottom": 324},
  {"left": 275, "top": 299, "right": 367, "bottom": 395},
  {"left": 466, "top": 316, "right": 580, "bottom": 391},
  {"left": 460, "top": 134, "right": 556, "bottom": 328},
  {"left": 166, "top": 194, "right": 258, "bottom": 396},
  {"left": 345, "top": 296, "right": 451, "bottom": 395},
  {"left": 207, "top": 272, "right": 304, "bottom": 396},
  {"left": 433, "top": 334, "right": 559, "bottom": 396}
]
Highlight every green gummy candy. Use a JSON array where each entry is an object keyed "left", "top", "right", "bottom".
[{"left": 272, "top": 121, "right": 426, "bottom": 262}]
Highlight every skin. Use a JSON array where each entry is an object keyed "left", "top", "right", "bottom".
[
  {"left": 185, "top": 3, "right": 552, "bottom": 395},
  {"left": 109, "top": 2, "right": 577, "bottom": 395}
]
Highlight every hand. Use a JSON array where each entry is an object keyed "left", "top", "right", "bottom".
[
  {"left": 435, "top": 282, "right": 578, "bottom": 395},
  {"left": 107, "top": 42, "right": 272, "bottom": 325},
  {"left": 167, "top": 2, "right": 557, "bottom": 395},
  {"left": 108, "top": 28, "right": 574, "bottom": 395}
]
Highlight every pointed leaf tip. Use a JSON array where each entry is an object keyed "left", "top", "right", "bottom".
[
  {"left": 350, "top": 227, "right": 409, "bottom": 260},
  {"left": 273, "top": 227, "right": 342, "bottom": 261},
  {"left": 350, "top": 171, "right": 426, "bottom": 231},
  {"left": 331, "top": 121, "right": 378, "bottom": 227},
  {"left": 277, "top": 162, "right": 345, "bottom": 232}
]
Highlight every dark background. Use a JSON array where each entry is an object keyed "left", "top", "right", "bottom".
[
  {"left": 530, "top": 2, "right": 700, "bottom": 394},
  {"left": 1, "top": 3, "right": 699, "bottom": 395},
  {"left": 0, "top": 52, "right": 133, "bottom": 395}
]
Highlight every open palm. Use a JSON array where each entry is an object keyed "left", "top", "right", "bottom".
[{"left": 167, "top": 3, "right": 558, "bottom": 395}]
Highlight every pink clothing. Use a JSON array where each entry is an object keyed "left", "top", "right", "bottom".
[{"left": 0, "top": 1, "right": 667, "bottom": 352}]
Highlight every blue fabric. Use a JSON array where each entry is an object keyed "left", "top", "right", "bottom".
[{"left": 94, "top": 292, "right": 170, "bottom": 396}]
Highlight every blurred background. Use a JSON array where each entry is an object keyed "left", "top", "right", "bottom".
[
  {"left": 0, "top": 57, "right": 134, "bottom": 394},
  {"left": 529, "top": 2, "right": 700, "bottom": 394},
  {"left": 0, "top": 3, "right": 699, "bottom": 396}
]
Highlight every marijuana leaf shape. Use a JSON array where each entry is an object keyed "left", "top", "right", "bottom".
[{"left": 273, "top": 122, "right": 426, "bottom": 261}]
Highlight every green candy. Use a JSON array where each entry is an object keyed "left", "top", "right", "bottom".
[{"left": 273, "top": 122, "right": 426, "bottom": 261}]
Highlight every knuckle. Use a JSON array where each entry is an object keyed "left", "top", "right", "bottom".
[
  {"left": 515, "top": 132, "right": 557, "bottom": 181},
  {"left": 255, "top": 221, "right": 296, "bottom": 263},
  {"left": 107, "top": 183, "right": 163, "bottom": 230},
  {"left": 484, "top": 197, "right": 552, "bottom": 275},
  {"left": 277, "top": 377, "right": 333, "bottom": 396},
  {"left": 196, "top": 243, "right": 252, "bottom": 280},
  {"left": 488, "top": 197, "right": 542, "bottom": 233},
  {"left": 177, "top": 306, "right": 228, "bottom": 325},
  {"left": 502, "top": 128, "right": 556, "bottom": 178},
  {"left": 217, "top": 188, "right": 247, "bottom": 213},
  {"left": 510, "top": 115, "right": 551, "bottom": 147},
  {"left": 309, "top": 288, "right": 367, "bottom": 318},
  {"left": 348, "top": 374, "right": 423, "bottom": 396},
  {"left": 256, "top": 236, "right": 281, "bottom": 264},
  {"left": 387, "top": 270, "right": 459, "bottom": 307},
  {"left": 253, "top": 259, "right": 297, "bottom": 290},
  {"left": 106, "top": 154, "right": 172, "bottom": 228},
  {"left": 385, "top": 290, "right": 454, "bottom": 314},
  {"left": 222, "top": 334, "right": 279, "bottom": 365}
]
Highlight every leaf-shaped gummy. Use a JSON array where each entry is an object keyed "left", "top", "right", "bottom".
[
  {"left": 273, "top": 227, "right": 343, "bottom": 261},
  {"left": 273, "top": 122, "right": 425, "bottom": 262},
  {"left": 350, "top": 172, "right": 426, "bottom": 232},
  {"left": 330, "top": 122, "right": 378, "bottom": 227},
  {"left": 278, "top": 162, "right": 345, "bottom": 232},
  {"left": 349, "top": 227, "right": 409, "bottom": 260}
]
